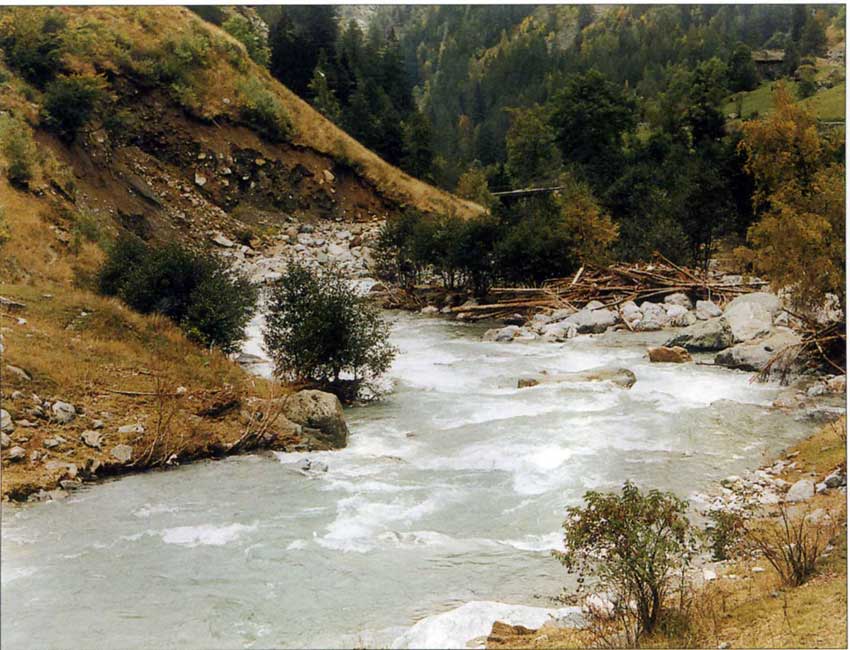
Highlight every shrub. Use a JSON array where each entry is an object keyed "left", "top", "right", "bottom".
[
  {"left": 0, "top": 113, "right": 38, "bottom": 187},
  {"left": 238, "top": 78, "right": 293, "bottom": 143},
  {"left": 0, "top": 8, "right": 66, "bottom": 86},
  {"left": 98, "top": 236, "right": 256, "bottom": 353},
  {"left": 0, "top": 207, "right": 10, "bottom": 247},
  {"left": 263, "top": 262, "right": 397, "bottom": 401},
  {"left": 554, "top": 482, "right": 698, "bottom": 639},
  {"left": 703, "top": 508, "right": 747, "bottom": 561},
  {"left": 42, "top": 74, "right": 106, "bottom": 142},
  {"left": 742, "top": 503, "right": 841, "bottom": 587},
  {"left": 222, "top": 13, "right": 270, "bottom": 67}
]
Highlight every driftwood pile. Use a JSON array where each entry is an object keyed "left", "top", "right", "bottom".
[{"left": 451, "top": 256, "right": 768, "bottom": 322}]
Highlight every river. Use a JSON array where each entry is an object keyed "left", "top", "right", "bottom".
[{"left": 1, "top": 312, "right": 818, "bottom": 649}]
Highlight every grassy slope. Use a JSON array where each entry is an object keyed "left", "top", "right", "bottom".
[
  {"left": 53, "top": 6, "right": 483, "bottom": 220},
  {"left": 487, "top": 419, "right": 847, "bottom": 649}
]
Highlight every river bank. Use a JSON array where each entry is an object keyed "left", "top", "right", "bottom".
[{"left": 484, "top": 417, "right": 847, "bottom": 650}]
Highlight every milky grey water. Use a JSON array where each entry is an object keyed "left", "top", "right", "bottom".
[{"left": 1, "top": 313, "right": 818, "bottom": 649}]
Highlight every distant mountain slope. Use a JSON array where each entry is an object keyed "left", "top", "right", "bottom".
[{"left": 0, "top": 6, "right": 482, "bottom": 282}]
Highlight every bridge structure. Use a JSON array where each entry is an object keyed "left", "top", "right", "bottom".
[{"left": 490, "top": 185, "right": 566, "bottom": 201}]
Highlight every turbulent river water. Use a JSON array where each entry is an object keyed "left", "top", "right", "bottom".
[{"left": 1, "top": 313, "right": 819, "bottom": 649}]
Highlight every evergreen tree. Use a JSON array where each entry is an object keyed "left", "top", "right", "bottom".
[
  {"left": 727, "top": 43, "right": 759, "bottom": 92},
  {"left": 401, "top": 110, "right": 435, "bottom": 180},
  {"left": 800, "top": 11, "right": 828, "bottom": 56},
  {"left": 504, "top": 105, "right": 561, "bottom": 187},
  {"left": 269, "top": 7, "right": 338, "bottom": 96},
  {"left": 308, "top": 51, "right": 342, "bottom": 123}
]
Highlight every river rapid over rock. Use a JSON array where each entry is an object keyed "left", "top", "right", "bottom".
[{"left": 1, "top": 313, "right": 821, "bottom": 649}]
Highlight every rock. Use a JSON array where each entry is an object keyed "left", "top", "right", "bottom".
[
  {"left": 117, "top": 423, "right": 144, "bottom": 434},
  {"left": 6, "top": 365, "right": 31, "bottom": 381},
  {"left": 695, "top": 299, "right": 722, "bottom": 320},
  {"left": 785, "top": 478, "right": 815, "bottom": 503},
  {"left": 282, "top": 390, "right": 349, "bottom": 448},
  {"left": 824, "top": 468, "right": 846, "bottom": 488},
  {"left": 519, "top": 368, "right": 636, "bottom": 390},
  {"left": 724, "top": 292, "right": 779, "bottom": 342},
  {"left": 665, "top": 318, "right": 734, "bottom": 351},
  {"left": 299, "top": 224, "right": 315, "bottom": 234},
  {"left": 826, "top": 375, "right": 846, "bottom": 394},
  {"left": 110, "top": 444, "right": 134, "bottom": 464},
  {"left": 43, "top": 437, "right": 62, "bottom": 449},
  {"left": 8, "top": 446, "right": 26, "bottom": 461},
  {"left": 91, "top": 419, "right": 104, "bottom": 430},
  {"left": 211, "top": 233, "right": 235, "bottom": 248},
  {"left": 664, "top": 293, "right": 693, "bottom": 309},
  {"left": 584, "top": 300, "right": 605, "bottom": 311},
  {"left": 322, "top": 169, "right": 335, "bottom": 183},
  {"left": 483, "top": 325, "right": 520, "bottom": 342},
  {"left": 703, "top": 568, "right": 717, "bottom": 582},
  {"left": 816, "top": 481, "right": 828, "bottom": 494},
  {"left": 620, "top": 301, "right": 642, "bottom": 325},
  {"left": 60, "top": 479, "right": 82, "bottom": 491},
  {"left": 0, "top": 409, "right": 14, "bottom": 433},
  {"left": 565, "top": 307, "right": 618, "bottom": 334},
  {"left": 194, "top": 172, "right": 207, "bottom": 187},
  {"left": 541, "top": 321, "right": 577, "bottom": 342},
  {"left": 584, "top": 593, "right": 616, "bottom": 618},
  {"left": 0, "top": 432, "right": 10, "bottom": 449},
  {"left": 81, "top": 430, "right": 102, "bottom": 449},
  {"left": 714, "top": 330, "right": 802, "bottom": 372},
  {"left": 420, "top": 306, "right": 439, "bottom": 315},
  {"left": 647, "top": 346, "right": 692, "bottom": 363},
  {"left": 51, "top": 401, "right": 76, "bottom": 424}
]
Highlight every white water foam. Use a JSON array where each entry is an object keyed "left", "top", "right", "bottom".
[
  {"left": 391, "top": 600, "right": 583, "bottom": 649},
  {"left": 160, "top": 523, "right": 257, "bottom": 547}
]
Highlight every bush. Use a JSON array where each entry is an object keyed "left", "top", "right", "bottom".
[
  {"left": 0, "top": 8, "right": 66, "bottom": 86},
  {"left": 222, "top": 14, "right": 270, "bottom": 67},
  {"left": 238, "top": 78, "right": 293, "bottom": 142},
  {"left": 555, "top": 482, "right": 698, "bottom": 639},
  {"left": 98, "top": 236, "right": 256, "bottom": 353},
  {"left": 263, "top": 262, "right": 397, "bottom": 401},
  {"left": 742, "top": 503, "right": 841, "bottom": 587},
  {"left": 43, "top": 74, "right": 106, "bottom": 141},
  {"left": 0, "top": 114, "right": 38, "bottom": 188}
]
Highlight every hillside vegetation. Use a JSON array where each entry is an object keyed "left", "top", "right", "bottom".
[{"left": 0, "top": 6, "right": 481, "bottom": 283}]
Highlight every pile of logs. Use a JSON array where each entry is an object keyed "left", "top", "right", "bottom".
[{"left": 452, "top": 255, "right": 768, "bottom": 322}]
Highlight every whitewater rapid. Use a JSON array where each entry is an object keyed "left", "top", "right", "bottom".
[{"left": 1, "top": 312, "right": 818, "bottom": 649}]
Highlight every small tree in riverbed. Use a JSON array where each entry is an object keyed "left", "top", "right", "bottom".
[
  {"left": 554, "top": 482, "right": 698, "bottom": 642},
  {"left": 263, "top": 262, "right": 397, "bottom": 401}
]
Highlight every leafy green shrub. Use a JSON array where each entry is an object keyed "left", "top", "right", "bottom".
[
  {"left": 238, "top": 78, "right": 292, "bottom": 142},
  {"left": 555, "top": 482, "right": 698, "bottom": 639},
  {"left": 98, "top": 236, "right": 257, "bottom": 353},
  {"left": 42, "top": 74, "right": 106, "bottom": 142},
  {"left": 263, "top": 262, "right": 397, "bottom": 401},
  {"left": 0, "top": 8, "right": 66, "bottom": 85},
  {"left": 0, "top": 113, "right": 38, "bottom": 188},
  {"left": 704, "top": 508, "right": 747, "bottom": 561},
  {"left": 222, "top": 14, "right": 270, "bottom": 67},
  {"left": 0, "top": 207, "right": 10, "bottom": 247}
]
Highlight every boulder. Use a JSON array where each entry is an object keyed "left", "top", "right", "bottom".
[
  {"left": 714, "top": 330, "right": 802, "bottom": 372},
  {"left": 519, "top": 368, "right": 636, "bottom": 390},
  {"left": 0, "top": 409, "right": 13, "bottom": 433},
  {"left": 647, "top": 346, "right": 693, "bottom": 363},
  {"left": 665, "top": 318, "right": 734, "bottom": 351},
  {"left": 420, "top": 306, "right": 439, "bottom": 315},
  {"left": 826, "top": 375, "right": 846, "bottom": 394},
  {"left": 724, "top": 292, "right": 779, "bottom": 342},
  {"left": 824, "top": 468, "right": 846, "bottom": 488},
  {"left": 664, "top": 304, "right": 696, "bottom": 328},
  {"left": 695, "top": 299, "right": 722, "bottom": 320},
  {"left": 483, "top": 325, "right": 520, "bottom": 342},
  {"left": 283, "top": 390, "right": 349, "bottom": 448},
  {"left": 110, "top": 444, "right": 134, "bottom": 464},
  {"left": 634, "top": 317, "right": 664, "bottom": 332},
  {"left": 620, "top": 301, "right": 642, "bottom": 325},
  {"left": 540, "top": 321, "right": 577, "bottom": 342},
  {"left": 565, "top": 307, "right": 618, "bottom": 334},
  {"left": 51, "top": 401, "right": 76, "bottom": 424},
  {"left": 664, "top": 293, "right": 693, "bottom": 309},
  {"left": 0, "top": 432, "right": 10, "bottom": 449},
  {"left": 8, "top": 446, "right": 26, "bottom": 461},
  {"left": 785, "top": 479, "right": 814, "bottom": 503}
]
